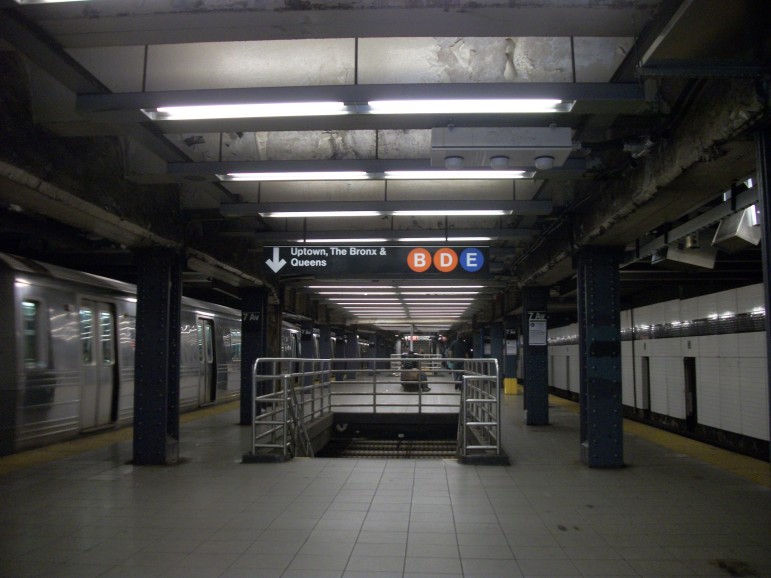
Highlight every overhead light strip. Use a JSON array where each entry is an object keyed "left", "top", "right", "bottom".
[
  {"left": 367, "top": 98, "right": 574, "bottom": 114},
  {"left": 142, "top": 98, "right": 574, "bottom": 121},
  {"left": 219, "top": 170, "right": 533, "bottom": 182}
]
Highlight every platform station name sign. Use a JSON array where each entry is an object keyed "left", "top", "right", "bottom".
[{"left": 264, "top": 246, "right": 489, "bottom": 276}]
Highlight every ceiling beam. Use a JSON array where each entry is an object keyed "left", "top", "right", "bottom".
[
  {"left": 229, "top": 228, "right": 536, "bottom": 242},
  {"left": 220, "top": 199, "right": 552, "bottom": 218},
  {"left": 167, "top": 158, "right": 588, "bottom": 180}
]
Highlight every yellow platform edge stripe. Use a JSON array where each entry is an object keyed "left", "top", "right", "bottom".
[
  {"left": 548, "top": 395, "right": 770, "bottom": 488},
  {"left": 0, "top": 400, "right": 240, "bottom": 476}
]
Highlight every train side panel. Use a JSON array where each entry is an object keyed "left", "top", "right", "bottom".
[
  {"left": 0, "top": 254, "right": 242, "bottom": 456},
  {"left": 14, "top": 278, "right": 83, "bottom": 450}
]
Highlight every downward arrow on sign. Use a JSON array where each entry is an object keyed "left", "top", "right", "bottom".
[{"left": 266, "top": 247, "right": 286, "bottom": 273}]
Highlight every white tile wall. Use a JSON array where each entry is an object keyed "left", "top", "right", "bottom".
[
  {"left": 697, "top": 357, "right": 721, "bottom": 429},
  {"left": 738, "top": 332, "right": 766, "bottom": 358},
  {"left": 739, "top": 357, "right": 769, "bottom": 440},
  {"left": 680, "top": 296, "right": 699, "bottom": 323},
  {"left": 736, "top": 283, "right": 764, "bottom": 314},
  {"left": 716, "top": 288, "right": 738, "bottom": 318},
  {"left": 698, "top": 335, "right": 719, "bottom": 358},
  {"left": 718, "top": 333, "right": 740, "bottom": 358},
  {"left": 697, "top": 291, "right": 719, "bottom": 320},
  {"left": 621, "top": 342, "right": 634, "bottom": 406},
  {"left": 620, "top": 309, "right": 631, "bottom": 331},
  {"left": 649, "top": 358, "right": 668, "bottom": 415},
  {"left": 546, "top": 283, "right": 769, "bottom": 441},
  {"left": 719, "top": 358, "right": 741, "bottom": 434},
  {"left": 665, "top": 356, "right": 685, "bottom": 420},
  {"left": 664, "top": 299, "right": 681, "bottom": 325},
  {"left": 569, "top": 350, "right": 580, "bottom": 393}
]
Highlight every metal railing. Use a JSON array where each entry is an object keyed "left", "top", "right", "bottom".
[
  {"left": 247, "top": 356, "right": 502, "bottom": 461},
  {"left": 248, "top": 358, "right": 332, "bottom": 460},
  {"left": 457, "top": 361, "right": 502, "bottom": 460}
]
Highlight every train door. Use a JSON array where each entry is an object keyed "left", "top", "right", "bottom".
[
  {"left": 684, "top": 357, "right": 698, "bottom": 432},
  {"left": 640, "top": 356, "right": 651, "bottom": 416},
  {"left": 79, "top": 300, "right": 117, "bottom": 430},
  {"left": 198, "top": 318, "right": 216, "bottom": 405}
]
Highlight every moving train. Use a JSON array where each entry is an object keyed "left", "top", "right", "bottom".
[
  {"left": 0, "top": 253, "right": 242, "bottom": 456},
  {"left": 547, "top": 282, "right": 770, "bottom": 459}
]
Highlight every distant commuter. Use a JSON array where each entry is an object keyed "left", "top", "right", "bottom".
[{"left": 448, "top": 334, "right": 470, "bottom": 390}]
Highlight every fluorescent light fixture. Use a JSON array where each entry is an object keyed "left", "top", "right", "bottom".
[
  {"left": 447, "top": 236, "right": 492, "bottom": 242},
  {"left": 318, "top": 291, "right": 397, "bottom": 295},
  {"left": 396, "top": 236, "right": 446, "bottom": 242},
  {"left": 385, "top": 170, "right": 532, "bottom": 180},
  {"left": 310, "top": 285, "right": 391, "bottom": 289},
  {"left": 261, "top": 211, "right": 382, "bottom": 218},
  {"left": 303, "top": 238, "right": 388, "bottom": 243},
  {"left": 220, "top": 171, "right": 369, "bottom": 182},
  {"left": 220, "top": 170, "right": 532, "bottom": 181},
  {"left": 367, "top": 99, "right": 574, "bottom": 114},
  {"left": 143, "top": 101, "right": 349, "bottom": 121},
  {"left": 403, "top": 298, "right": 475, "bottom": 302},
  {"left": 14, "top": 0, "right": 89, "bottom": 3},
  {"left": 400, "top": 285, "right": 483, "bottom": 289},
  {"left": 401, "top": 291, "right": 479, "bottom": 295},
  {"left": 393, "top": 210, "right": 509, "bottom": 216}
]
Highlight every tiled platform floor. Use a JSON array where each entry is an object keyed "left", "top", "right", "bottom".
[{"left": 0, "top": 394, "right": 769, "bottom": 577}]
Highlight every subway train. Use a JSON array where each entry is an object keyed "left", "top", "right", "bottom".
[
  {"left": 547, "top": 282, "right": 770, "bottom": 459},
  {"left": 0, "top": 252, "right": 243, "bottom": 456}
]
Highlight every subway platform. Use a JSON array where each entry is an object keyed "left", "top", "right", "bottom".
[{"left": 0, "top": 394, "right": 769, "bottom": 578}]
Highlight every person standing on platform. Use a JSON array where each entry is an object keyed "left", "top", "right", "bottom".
[{"left": 448, "top": 334, "right": 470, "bottom": 390}]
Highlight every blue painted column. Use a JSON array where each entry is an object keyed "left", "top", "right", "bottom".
[
  {"left": 578, "top": 246, "right": 623, "bottom": 468},
  {"left": 504, "top": 317, "right": 518, "bottom": 378},
  {"left": 345, "top": 329, "right": 359, "bottom": 379},
  {"left": 133, "top": 248, "right": 182, "bottom": 465},
  {"left": 521, "top": 286, "right": 549, "bottom": 425},
  {"left": 756, "top": 125, "right": 771, "bottom": 462},
  {"left": 472, "top": 328, "right": 484, "bottom": 358},
  {"left": 240, "top": 287, "right": 268, "bottom": 425},
  {"left": 374, "top": 332, "right": 389, "bottom": 369},
  {"left": 319, "top": 324, "right": 332, "bottom": 359},
  {"left": 299, "top": 319, "right": 315, "bottom": 386},
  {"left": 490, "top": 322, "right": 505, "bottom": 380}
]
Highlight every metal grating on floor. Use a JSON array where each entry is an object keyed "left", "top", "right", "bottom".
[{"left": 318, "top": 438, "right": 457, "bottom": 459}]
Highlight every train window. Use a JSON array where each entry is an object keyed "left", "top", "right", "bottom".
[
  {"left": 230, "top": 329, "right": 241, "bottom": 361},
  {"left": 197, "top": 321, "right": 204, "bottom": 362},
  {"left": 80, "top": 307, "right": 94, "bottom": 365},
  {"left": 204, "top": 323, "right": 214, "bottom": 363},
  {"left": 22, "top": 300, "right": 48, "bottom": 369},
  {"left": 100, "top": 311, "right": 114, "bottom": 365}
]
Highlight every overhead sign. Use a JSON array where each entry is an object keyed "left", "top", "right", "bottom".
[{"left": 263, "top": 246, "right": 489, "bottom": 276}]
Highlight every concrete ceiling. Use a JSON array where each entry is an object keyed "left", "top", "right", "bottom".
[{"left": 0, "top": 0, "right": 769, "bottom": 333}]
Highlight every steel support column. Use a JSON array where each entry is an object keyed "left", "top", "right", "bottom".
[
  {"left": 240, "top": 287, "right": 268, "bottom": 425},
  {"left": 133, "top": 248, "right": 182, "bottom": 465},
  {"left": 345, "top": 330, "right": 359, "bottom": 379},
  {"left": 578, "top": 246, "right": 623, "bottom": 468},
  {"left": 504, "top": 317, "right": 518, "bottom": 379},
  {"left": 374, "top": 333, "right": 388, "bottom": 369},
  {"left": 319, "top": 324, "right": 332, "bottom": 359},
  {"left": 300, "top": 319, "right": 315, "bottom": 387},
  {"left": 756, "top": 125, "right": 771, "bottom": 462},
  {"left": 473, "top": 328, "right": 485, "bottom": 359},
  {"left": 521, "top": 286, "right": 549, "bottom": 425},
  {"left": 490, "top": 322, "right": 505, "bottom": 381}
]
